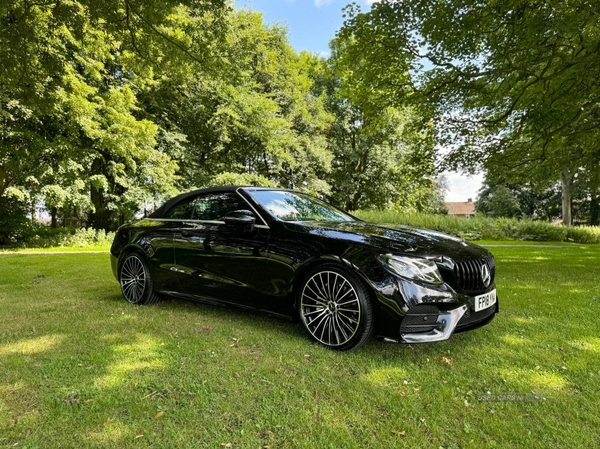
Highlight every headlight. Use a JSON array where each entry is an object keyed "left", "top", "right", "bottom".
[{"left": 379, "top": 254, "right": 444, "bottom": 285}]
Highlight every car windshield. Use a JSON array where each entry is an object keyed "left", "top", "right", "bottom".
[{"left": 248, "top": 190, "right": 355, "bottom": 222}]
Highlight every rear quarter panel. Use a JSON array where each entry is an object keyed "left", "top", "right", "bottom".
[{"left": 111, "top": 219, "right": 180, "bottom": 292}]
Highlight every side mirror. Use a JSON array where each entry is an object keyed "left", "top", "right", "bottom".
[{"left": 224, "top": 210, "right": 256, "bottom": 230}]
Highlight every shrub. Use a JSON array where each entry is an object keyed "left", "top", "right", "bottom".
[
  {"left": 3, "top": 226, "right": 114, "bottom": 249},
  {"left": 511, "top": 220, "right": 568, "bottom": 241},
  {"left": 566, "top": 226, "right": 600, "bottom": 244},
  {"left": 353, "top": 210, "right": 599, "bottom": 243},
  {"left": 0, "top": 197, "right": 31, "bottom": 245}
]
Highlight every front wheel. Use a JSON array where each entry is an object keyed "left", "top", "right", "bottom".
[
  {"left": 299, "top": 264, "right": 374, "bottom": 351},
  {"left": 118, "top": 253, "right": 161, "bottom": 305}
]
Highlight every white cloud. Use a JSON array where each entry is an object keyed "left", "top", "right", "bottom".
[
  {"left": 314, "top": 0, "right": 333, "bottom": 7},
  {"left": 444, "top": 171, "right": 484, "bottom": 202}
]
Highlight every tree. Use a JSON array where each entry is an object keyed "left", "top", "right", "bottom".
[
  {"left": 309, "top": 35, "right": 439, "bottom": 211},
  {"left": 429, "top": 174, "right": 449, "bottom": 215},
  {"left": 337, "top": 0, "right": 600, "bottom": 225},
  {"left": 476, "top": 185, "right": 522, "bottom": 218},
  {"left": 2, "top": 0, "right": 460, "bottom": 242},
  {"left": 140, "top": 10, "right": 334, "bottom": 197},
  {"left": 0, "top": 1, "right": 228, "bottom": 230}
]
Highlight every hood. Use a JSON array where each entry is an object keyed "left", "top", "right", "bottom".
[{"left": 283, "top": 220, "right": 490, "bottom": 260}]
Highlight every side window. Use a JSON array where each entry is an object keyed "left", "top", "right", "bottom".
[
  {"left": 164, "top": 196, "right": 196, "bottom": 219},
  {"left": 192, "top": 192, "right": 255, "bottom": 221}
]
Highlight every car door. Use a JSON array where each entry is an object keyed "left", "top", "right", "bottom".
[{"left": 171, "top": 191, "right": 277, "bottom": 312}]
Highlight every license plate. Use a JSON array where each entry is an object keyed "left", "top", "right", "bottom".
[{"left": 473, "top": 289, "right": 497, "bottom": 312}]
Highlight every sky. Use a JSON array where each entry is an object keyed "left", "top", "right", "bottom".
[{"left": 235, "top": 0, "right": 483, "bottom": 202}]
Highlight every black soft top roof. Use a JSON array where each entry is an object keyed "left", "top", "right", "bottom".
[{"left": 148, "top": 186, "right": 275, "bottom": 218}]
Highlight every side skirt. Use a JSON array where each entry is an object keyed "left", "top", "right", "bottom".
[{"left": 160, "top": 291, "right": 294, "bottom": 321}]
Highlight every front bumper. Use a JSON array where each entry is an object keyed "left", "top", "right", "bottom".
[
  {"left": 401, "top": 304, "right": 468, "bottom": 343},
  {"left": 372, "top": 271, "right": 498, "bottom": 343}
]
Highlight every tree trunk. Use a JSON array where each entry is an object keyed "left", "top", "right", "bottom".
[
  {"left": 590, "top": 192, "right": 599, "bottom": 226},
  {"left": 590, "top": 168, "right": 600, "bottom": 226},
  {"left": 51, "top": 207, "right": 58, "bottom": 228},
  {"left": 90, "top": 158, "right": 111, "bottom": 230},
  {"left": 0, "top": 166, "right": 6, "bottom": 198},
  {"left": 74, "top": 205, "right": 81, "bottom": 228},
  {"left": 561, "top": 166, "right": 572, "bottom": 226},
  {"left": 90, "top": 183, "right": 105, "bottom": 230}
]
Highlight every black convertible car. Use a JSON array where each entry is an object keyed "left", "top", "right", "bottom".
[{"left": 111, "top": 186, "right": 498, "bottom": 350}]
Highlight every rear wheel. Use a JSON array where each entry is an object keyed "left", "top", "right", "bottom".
[
  {"left": 119, "top": 253, "right": 161, "bottom": 305},
  {"left": 299, "top": 264, "right": 374, "bottom": 351}
]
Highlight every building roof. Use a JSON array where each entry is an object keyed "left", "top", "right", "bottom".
[{"left": 446, "top": 201, "right": 476, "bottom": 216}]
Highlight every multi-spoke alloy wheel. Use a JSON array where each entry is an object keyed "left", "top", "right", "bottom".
[
  {"left": 119, "top": 253, "right": 160, "bottom": 305},
  {"left": 299, "top": 265, "right": 373, "bottom": 351}
]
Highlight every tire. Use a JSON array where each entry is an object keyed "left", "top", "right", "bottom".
[
  {"left": 298, "top": 263, "right": 374, "bottom": 351},
  {"left": 118, "top": 252, "right": 161, "bottom": 305}
]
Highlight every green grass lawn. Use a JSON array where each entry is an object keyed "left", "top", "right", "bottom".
[
  {"left": 0, "top": 246, "right": 110, "bottom": 253},
  {"left": 474, "top": 240, "right": 583, "bottom": 247},
  {"left": 1, "top": 247, "right": 599, "bottom": 448}
]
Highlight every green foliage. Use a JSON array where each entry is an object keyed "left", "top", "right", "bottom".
[
  {"left": 510, "top": 220, "right": 568, "bottom": 242},
  {"left": 566, "top": 226, "right": 600, "bottom": 244},
  {"left": 307, "top": 36, "right": 438, "bottom": 211},
  {"left": 476, "top": 185, "right": 522, "bottom": 218},
  {"left": 338, "top": 0, "right": 600, "bottom": 225},
  {"left": 0, "top": 0, "right": 440, "bottom": 235},
  {"left": 427, "top": 175, "right": 450, "bottom": 215},
  {"left": 477, "top": 172, "right": 600, "bottom": 224},
  {"left": 0, "top": 0, "right": 227, "bottom": 230},
  {"left": 0, "top": 196, "right": 31, "bottom": 245},
  {"left": 354, "top": 210, "right": 600, "bottom": 243},
  {"left": 144, "top": 10, "right": 334, "bottom": 195},
  {"left": 489, "top": 178, "right": 562, "bottom": 221},
  {"left": 7, "top": 226, "right": 115, "bottom": 249},
  {"left": 209, "top": 172, "right": 276, "bottom": 188}
]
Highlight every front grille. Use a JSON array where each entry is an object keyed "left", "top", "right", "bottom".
[{"left": 453, "top": 256, "right": 495, "bottom": 294}]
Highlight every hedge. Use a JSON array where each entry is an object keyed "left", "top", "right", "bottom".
[{"left": 353, "top": 210, "right": 600, "bottom": 243}]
